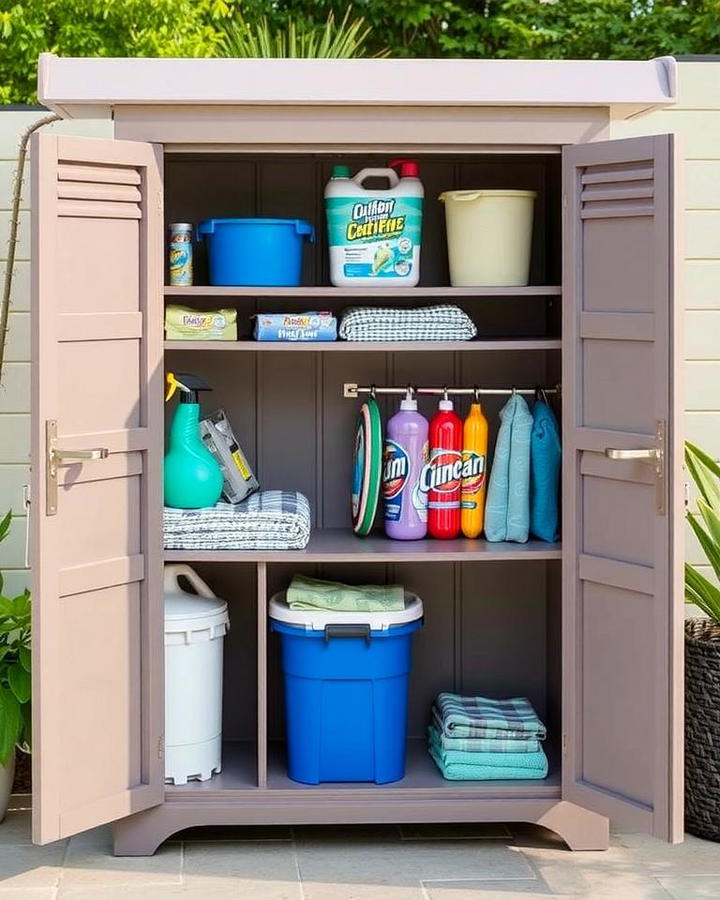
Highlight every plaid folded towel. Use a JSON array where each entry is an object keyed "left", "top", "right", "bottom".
[
  {"left": 339, "top": 305, "right": 476, "bottom": 342},
  {"left": 430, "top": 708, "right": 540, "bottom": 753},
  {"left": 164, "top": 490, "right": 311, "bottom": 550},
  {"left": 428, "top": 727, "right": 549, "bottom": 781},
  {"left": 434, "top": 693, "right": 546, "bottom": 741}
]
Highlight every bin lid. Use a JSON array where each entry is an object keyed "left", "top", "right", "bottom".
[
  {"left": 164, "top": 592, "right": 229, "bottom": 635},
  {"left": 269, "top": 590, "right": 423, "bottom": 632}
]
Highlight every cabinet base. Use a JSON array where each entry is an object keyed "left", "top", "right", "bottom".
[{"left": 112, "top": 797, "right": 609, "bottom": 856}]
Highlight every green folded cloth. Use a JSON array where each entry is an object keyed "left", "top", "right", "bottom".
[
  {"left": 430, "top": 711, "right": 540, "bottom": 753},
  {"left": 286, "top": 575, "right": 405, "bottom": 612},
  {"left": 427, "top": 726, "right": 549, "bottom": 781}
]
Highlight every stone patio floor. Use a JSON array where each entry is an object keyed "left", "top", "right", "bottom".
[{"left": 1, "top": 795, "right": 719, "bottom": 899}]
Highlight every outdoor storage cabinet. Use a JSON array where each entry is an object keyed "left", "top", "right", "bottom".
[{"left": 30, "top": 55, "right": 684, "bottom": 855}]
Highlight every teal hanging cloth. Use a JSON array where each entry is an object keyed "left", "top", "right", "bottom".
[
  {"left": 530, "top": 391, "right": 561, "bottom": 542},
  {"left": 484, "top": 392, "right": 532, "bottom": 543}
]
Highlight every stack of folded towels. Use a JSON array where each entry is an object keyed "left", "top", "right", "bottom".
[{"left": 428, "top": 692, "right": 548, "bottom": 781}]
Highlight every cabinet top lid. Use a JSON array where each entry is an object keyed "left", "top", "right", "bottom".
[{"left": 37, "top": 55, "right": 677, "bottom": 119}]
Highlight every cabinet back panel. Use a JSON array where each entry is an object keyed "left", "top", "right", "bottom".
[
  {"left": 259, "top": 561, "right": 556, "bottom": 742},
  {"left": 163, "top": 152, "right": 561, "bottom": 289},
  {"left": 165, "top": 349, "right": 554, "bottom": 529}
]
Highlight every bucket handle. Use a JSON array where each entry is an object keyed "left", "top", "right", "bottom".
[
  {"left": 294, "top": 220, "right": 316, "bottom": 243},
  {"left": 438, "top": 191, "right": 485, "bottom": 203},
  {"left": 164, "top": 563, "right": 216, "bottom": 599},
  {"left": 353, "top": 168, "right": 400, "bottom": 190},
  {"left": 324, "top": 623, "right": 371, "bottom": 645}
]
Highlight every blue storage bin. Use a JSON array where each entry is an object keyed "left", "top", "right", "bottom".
[
  {"left": 197, "top": 218, "right": 315, "bottom": 287},
  {"left": 269, "top": 591, "right": 423, "bottom": 785}
]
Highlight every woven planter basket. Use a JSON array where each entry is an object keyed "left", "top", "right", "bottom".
[{"left": 686, "top": 618, "right": 720, "bottom": 841}]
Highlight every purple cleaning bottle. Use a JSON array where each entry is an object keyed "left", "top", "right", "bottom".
[{"left": 382, "top": 390, "right": 429, "bottom": 540}]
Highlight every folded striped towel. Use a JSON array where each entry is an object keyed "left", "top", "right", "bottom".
[
  {"left": 430, "top": 707, "right": 540, "bottom": 753},
  {"left": 428, "top": 726, "right": 549, "bottom": 781},
  {"left": 434, "top": 693, "right": 546, "bottom": 741},
  {"left": 339, "top": 305, "right": 476, "bottom": 342},
  {"left": 163, "top": 490, "right": 311, "bottom": 550}
]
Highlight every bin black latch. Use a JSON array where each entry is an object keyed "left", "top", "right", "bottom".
[{"left": 324, "top": 623, "right": 372, "bottom": 645}]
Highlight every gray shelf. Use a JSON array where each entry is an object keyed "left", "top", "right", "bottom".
[
  {"left": 267, "top": 739, "right": 560, "bottom": 797},
  {"left": 165, "top": 740, "right": 560, "bottom": 800},
  {"left": 164, "top": 285, "right": 561, "bottom": 298},
  {"left": 165, "top": 339, "right": 562, "bottom": 352},
  {"left": 164, "top": 530, "right": 562, "bottom": 563}
]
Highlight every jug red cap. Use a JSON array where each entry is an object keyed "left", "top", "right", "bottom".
[{"left": 389, "top": 159, "right": 420, "bottom": 178}]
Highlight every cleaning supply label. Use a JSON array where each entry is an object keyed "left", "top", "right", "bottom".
[
  {"left": 460, "top": 451, "right": 486, "bottom": 503},
  {"left": 326, "top": 196, "right": 423, "bottom": 279},
  {"left": 382, "top": 440, "right": 409, "bottom": 521}
]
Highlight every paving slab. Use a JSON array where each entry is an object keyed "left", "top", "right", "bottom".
[
  {"left": 61, "top": 825, "right": 181, "bottom": 887},
  {"left": 183, "top": 839, "right": 301, "bottom": 899},
  {"left": 423, "top": 878, "right": 554, "bottom": 898},
  {"left": 657, "top": 875, "right": 720, "bottom": 899},
  {"left": 295, "top": 835, "right": 534, "bottom": 889},
  {"left": 617, "top": 833, "right": 720, "bottom": 876}
]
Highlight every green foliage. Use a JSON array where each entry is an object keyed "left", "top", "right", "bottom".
[
  {"left": 685, "top": 443, "right": 720, "bottom": 625},
  {"left": 222, "top": 7, "right": 388, "bottom": 58},
  {"left": 229, "top": 0, "right": 720, "bottom": 60},
  {"left": 0, "top": 511, "right": 31, "bottom": 766},
  {"left": 0, "top": 0, "right": 236, "bottom": 104},
  {"left": 3, "top": 0, "right": 720, "bottom": 103}
]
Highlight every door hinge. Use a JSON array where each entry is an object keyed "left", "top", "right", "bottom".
[
  {"left": 158, "top": 735, "right": 164, "bottom": 760},
  {"left": 23, "top": 484, "right": 31, "bottom": 568},
  {"left": 684, "top": 480, "right": 691, "bottom": 510},
  {"left": 562, "top": 732, "right": 568, "bottom": 755}
]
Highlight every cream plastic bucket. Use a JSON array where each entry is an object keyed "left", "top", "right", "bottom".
[{"left": 439, "top": 190, "right": 537, "bottom": 287}]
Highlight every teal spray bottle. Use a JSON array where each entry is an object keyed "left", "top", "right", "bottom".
[{"left": 164, "top": 372, "right": 223, "bottom": 508}]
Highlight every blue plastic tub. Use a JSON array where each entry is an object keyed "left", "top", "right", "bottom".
[
  {"left": 197, "top": 218, "right": 315, "bottom": 287},
  {"left": 270, "top": 592, "right": 423, "bottom": 785}
]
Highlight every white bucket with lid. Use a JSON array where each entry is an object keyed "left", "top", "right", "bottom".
[
  {"left": 439, "top": 189, "right": 537, "bottom": 287},
  {"left": 164, "top": 564, "right": 229, "bottom": 785}
]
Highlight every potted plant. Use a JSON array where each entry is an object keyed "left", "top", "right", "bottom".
[
  {"left": 684, "top": 442, "right": 720, "bottom": 840},
  {"left": 0, "top": 510, "right": 31, "bottom": 822}
]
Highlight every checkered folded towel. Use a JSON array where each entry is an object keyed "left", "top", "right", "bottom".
[
  {"left": 434, "top": 693, "right": 547, "bottom": 742},
  {"left": 163, "top": 490, "right": 311, "bottom": 550},
  {"left": 430, "top": 707, "right": 541, "bottom": 753},
  {"left": 339, "top": 305, "right": 476, "bottom": 342}
]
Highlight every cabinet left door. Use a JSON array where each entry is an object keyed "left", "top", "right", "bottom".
[{"left": 30, "top": 134, "right": 165, "bottom": 844}]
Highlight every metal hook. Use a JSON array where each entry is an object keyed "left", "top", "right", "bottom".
[
  {"left": 370, "top": 384, "right": 376, "bottom": 399},
  {"left": 442, "top": 386, "right": 449, "bottom": 402},
  {"left": 473, "top": 386, "right": 480, "bottom": 403},
  {"left": 407, "top": 384, "right": 415, "bottom": 399}
]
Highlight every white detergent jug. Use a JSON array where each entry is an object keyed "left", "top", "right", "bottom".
[
  {"left": 164, "top": 564, "right": 229, "bottom": 785},
  {"left": 325, "top": 160, "right": 424, "bottom": 287}
]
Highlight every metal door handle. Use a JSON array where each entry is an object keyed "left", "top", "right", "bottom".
[
  {"left": 45, "top": 419, "right": 109, "bottom": 516},
  {"left": 604, "top": 448, "right": 659, "bottom": 461},
  {"left": 53, "top": 448, "right": 109, "bottom": 462},
  {"left": 603, "top": 420, "right": 667, "bottom": 515}
]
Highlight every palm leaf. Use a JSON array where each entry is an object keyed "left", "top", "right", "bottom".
[
  {"left": 220, "top": 7, "right": 389, "bottom": 60},
  {"left": 686, "top": 563, "right": 720, "bottom": 621},
  {"left": 686, "top": 441, "right": 720, "bottom": 511}
]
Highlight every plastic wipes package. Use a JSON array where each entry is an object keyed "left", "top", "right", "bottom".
[
  {"left": 165, "top": 305, "right": 237, "bottom": 341},
  {"left": 200, "top": 409, "right": 259, "bottom": 504},
  {"left": 254, "top": 311, "right": 337, "bottom": 342}
]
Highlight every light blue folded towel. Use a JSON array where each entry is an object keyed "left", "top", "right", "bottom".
[
  {"left": 530, "top": 399, "right": 561, "bottom": 542},
  {"left": 484, "top": 393, "right": 532, "bottom": 543},
  {"left": 428, "top": 726, "right": 549, "bottom": 781}
]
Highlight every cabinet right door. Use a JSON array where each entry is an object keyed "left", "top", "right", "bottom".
[{"left": 561, "top": 134, "right": 683, "bottom": 842}]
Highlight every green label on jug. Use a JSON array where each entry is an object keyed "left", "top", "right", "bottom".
[{"left": 326, "top": 196, "right": 423, "bottom": 279}]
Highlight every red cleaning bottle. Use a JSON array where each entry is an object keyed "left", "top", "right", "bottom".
[{"left": 425, "top": 396, "right": 463, "bottom": 539}]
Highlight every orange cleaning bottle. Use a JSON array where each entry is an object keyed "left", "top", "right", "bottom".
[{"left": 461, "top": 400, "right": 488, "bottom": 538}]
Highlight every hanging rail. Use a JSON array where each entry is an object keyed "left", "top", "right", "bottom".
[{"left": 343, "top": 383, "right": 561, "bottom": 399}]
